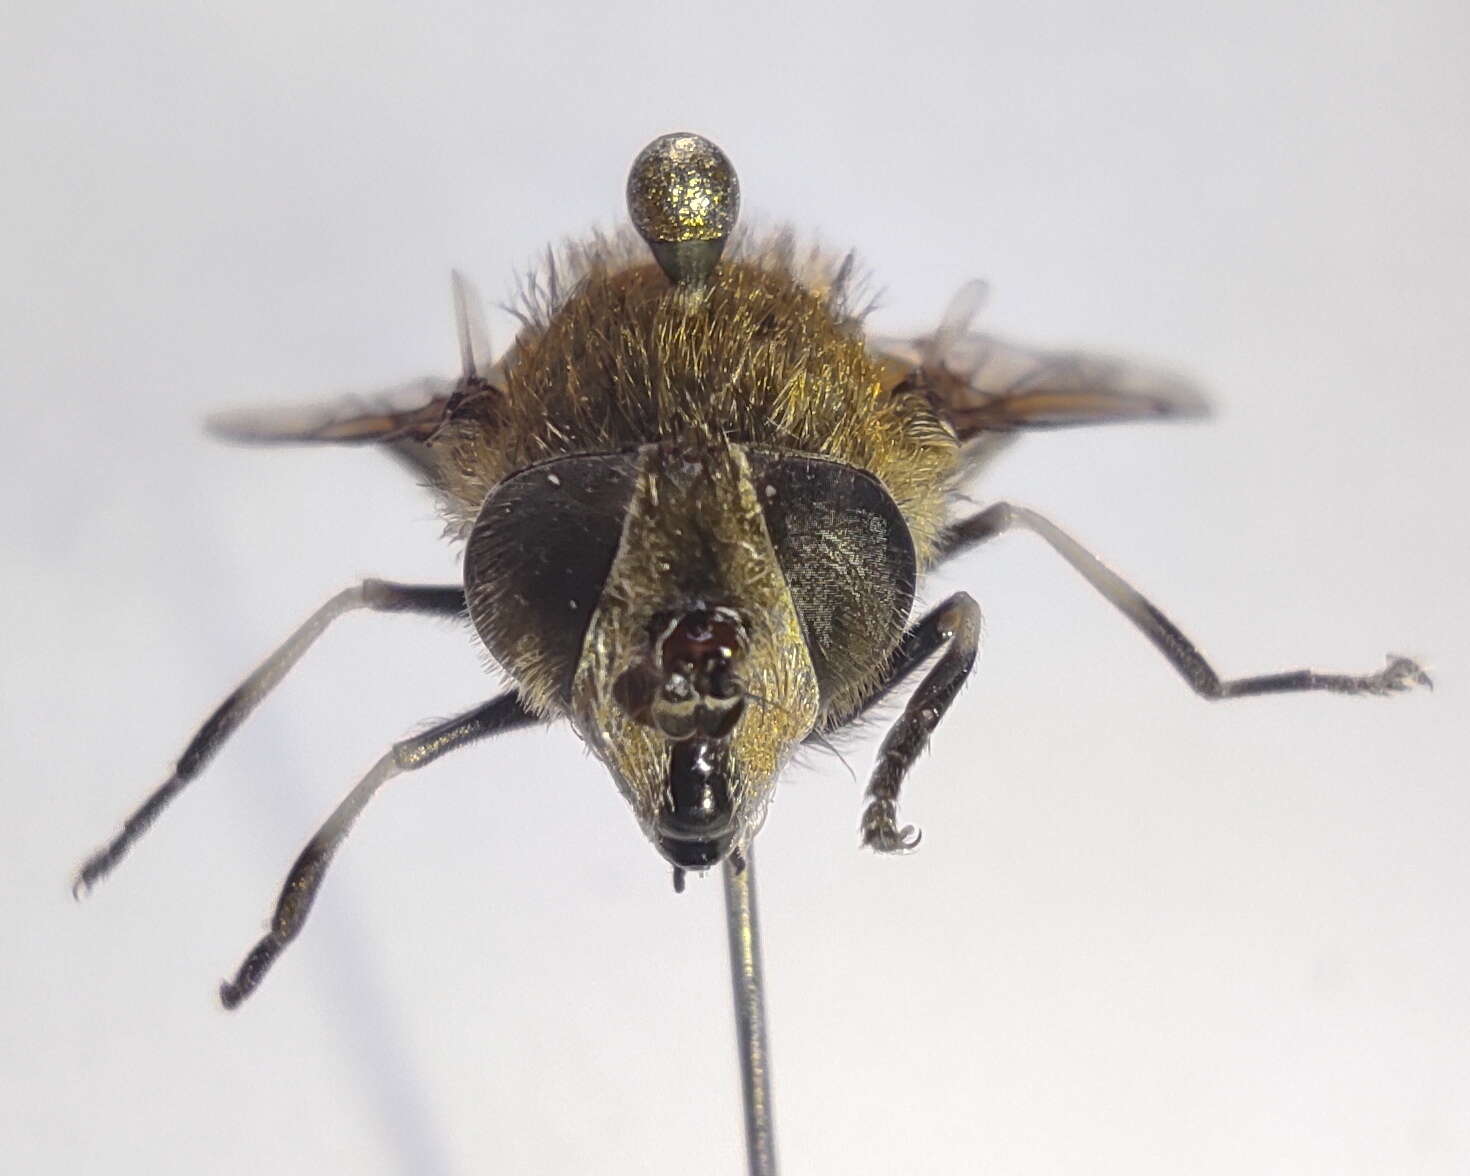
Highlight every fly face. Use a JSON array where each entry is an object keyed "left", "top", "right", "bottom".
[
  {"left": 464, "top": 438, "right": 824, "bottom": 871},
  {"left": 461, "top": 426, "right": 923, "bottom": 875},
  {"left": 570, "top": 442, "right": 821, "bottom": 869}
]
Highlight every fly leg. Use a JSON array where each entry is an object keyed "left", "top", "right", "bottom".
[
  {"left": 220, "top": 691, "right": 538, "bottom": 1007},
  {"left": 938, "top": 503, "right": 1431, "bottom": 699},
  {"left": 74, "top": 580, "right": 468, "bottom": 895},
  {"left": 854, "top": 593, "right": 982, "bottom": 852}
]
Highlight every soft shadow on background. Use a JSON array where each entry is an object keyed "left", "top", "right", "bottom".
[{"left": 4, "top": 2, "right": 1466, "bottom": 1173}]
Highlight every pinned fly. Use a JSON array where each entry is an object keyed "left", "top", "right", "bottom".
[{"left": 76, "top": 130, "right": 1430, "bottom": 1172}]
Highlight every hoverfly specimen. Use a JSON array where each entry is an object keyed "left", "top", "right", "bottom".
[{"left": 76, "top": 133, "right": 1429, "bottom": 1168}]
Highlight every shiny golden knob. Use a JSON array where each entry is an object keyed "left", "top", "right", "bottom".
[{"left": 627, "top": 132, "right": 739, "bottom": 286}]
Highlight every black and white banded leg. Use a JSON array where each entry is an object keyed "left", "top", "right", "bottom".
[
  {"left": 939, "top": 502, "right": 1431, "bottom": 699},
  {"left": 74, "top": 580, "right": 468, "bottom": 896},
  {"left": 856, "top": 592, "right": 982, "bottom": 853},
  {"left": 220, "top": 691, "right": 538, "bottom": 1007}
]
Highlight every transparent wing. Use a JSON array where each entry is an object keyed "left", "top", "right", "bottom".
[
  {"left": 206, "top": 377, "right": 459, "bottom": 446},
  {"left": 206, "top": 272, "right": 499, "bottom": 479},
  {"left": 873, "top": 281, "right": 1209, "bottom": 441}
]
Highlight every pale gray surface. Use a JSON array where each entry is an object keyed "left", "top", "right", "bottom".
[{"left": 4, "top": 2, "right": 1466, "bottom": 1173}]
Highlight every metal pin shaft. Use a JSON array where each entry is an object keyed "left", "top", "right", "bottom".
[{"left": 723, "top": 850, "right": 777, "bottom": 1176}]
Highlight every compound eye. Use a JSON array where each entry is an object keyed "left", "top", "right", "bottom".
[
  {"left": 748, "top": 452, "right": 917, "bottom": 706},
  {"left": 464, "top": 453, "right": 640, "bottom": 704}
]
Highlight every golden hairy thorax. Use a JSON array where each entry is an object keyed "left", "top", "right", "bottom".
[{"left": 432, "top": 230, "right": 960, "bottom": 568}]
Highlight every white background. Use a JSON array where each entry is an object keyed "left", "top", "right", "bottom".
[{"left": 4, "top": 2, "right": 1466, "bottom": 1173}]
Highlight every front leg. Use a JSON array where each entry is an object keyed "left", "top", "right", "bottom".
[{"left": 857, "top": 593, "right": 982, "bottom": 853}]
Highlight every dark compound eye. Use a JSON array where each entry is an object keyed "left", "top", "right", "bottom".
[
  {"left": 464, "top": 453, "right": 640, "bottom": 704},
  {"left": 747, "top": 451, "right": 917, "bottom": 707}
]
